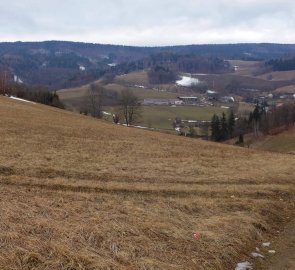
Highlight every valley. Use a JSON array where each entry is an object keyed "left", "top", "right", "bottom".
[{"left": 0, "top": 96, "right": 294, "bottom": 269}]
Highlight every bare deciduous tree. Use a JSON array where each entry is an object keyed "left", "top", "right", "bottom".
[
  {"left": 119, "top": 89, "right": 141, "bottom": 126},
  {"left": 87, "top": 84, "right": 104, "bottom": 118},
  {"left": 0, "top": 70, "right": 8, "bottom": 95}
]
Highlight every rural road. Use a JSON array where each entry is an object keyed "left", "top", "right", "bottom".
[{"left": 258, "top": 218, "right": 295, "bottom": 270}]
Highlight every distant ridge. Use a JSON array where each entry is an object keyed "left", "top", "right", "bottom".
[{"left": 1, "top": 41, "right": 295, "bottom": 90}]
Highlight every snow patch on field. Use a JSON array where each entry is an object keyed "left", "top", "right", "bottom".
[
  {"left": 176, "top": 76, "right": 199, "bottom": 87},
  {"left": 251, "top": 252, "right": 264, "bottom": 258},
  {"left": 9, "top": 96, "right": 36, "bottom": 104},
  {"left": 235, "top": 261, "right": 252, "bottom": 270},
  {"left": 134, "top": 85, "right": 145, "bottom": 89},
  {"left": 14, "top": 75, "right": 23, "bottom": 84}
]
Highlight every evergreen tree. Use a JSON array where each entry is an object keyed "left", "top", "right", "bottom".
[
  {"left": 211, "top": 114, "right": 221, "bottom": 141},
  {"left": 227, "top": 110, "right": 235, "bottom": 138},
  {"left": 220, "top": 112, "right": 228, "bottom": 140},
  {"left": 238, "top": 134, "right": 244, "bottom": 144},
  {"left": 252, "top": 103, "right": 261, "bottom": 136}
]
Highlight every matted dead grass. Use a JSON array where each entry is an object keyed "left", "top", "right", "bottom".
[
  {"left": 250, "top": 127, "right": 295, "bottom": 154},
  {"left": 274, "top": 84, "right": 295, "bottom": 94},
  {"left": 115, "top": 71, "right": 149, "bottom": 86},
  {"left": 0, "top": 96, "right": 294, "bottom": 269},
  {"left": 227, "top": 60, "right": 263, "bottom": 76},
  {"left": 258, "top": 70, "right": 295, "bottom": 82}
]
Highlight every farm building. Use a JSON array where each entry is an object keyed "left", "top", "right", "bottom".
[
  {"left": 220, "top": 96, "right": 235, "bottom": 103},
  {"left": 177, "top": 96, "right": 198, "bottom": 105},
  {"left": 143, "top": 99, "right": 183, "bottom": 106}
]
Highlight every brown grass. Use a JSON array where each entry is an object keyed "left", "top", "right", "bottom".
[
  {"left": 274, "top": 84, "right": 295, "bottom": 94},
  {"left": 227, "top": 60, "right": 263, "bottom": 76},
  {"left": 257, "top": 70, "right": 295, "bottom": 82},
  {"left": 249, "top": 127, "right": 295, "bottom": 154},
  {"left": 115, "top": 71, "right": 150, "bottom": 86},
  {"left": 0, "top": 96, "right": 295, "bottom": 269}
]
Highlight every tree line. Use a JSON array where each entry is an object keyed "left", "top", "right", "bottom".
[
  {"left": 83, "top": 83, "right": 141, "bottom": 127},
  {"left": 266, "top": 57, "right": 295, "bottom": 71},
  {"left": 210, "top": 102, "right": 295, "bottom": 143},
  {"left": 0, "top": 70, "right": 64, "bottom": 108},
  {"left": 249, "top": 102, "right": 295, "bottom": 135},
  {"left": 211, "top": 111, "right": 235, "bottom": 141}
]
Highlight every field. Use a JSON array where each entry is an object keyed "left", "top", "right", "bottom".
[
  {"left": 237, "top": 102, "right": 255, "bottom": 115},
  {"left": 257, "top": 70, "right": 295, "bottom": 81},
  {"left": 251, "top": 128, "right": 295, "bottom": 154},
  {"left": 115, "top": 71, "right": 150, "bottom": 86},
  {"left": 105, "top": 105, "right": 227, "bottom": 129},
  {"left": 227, "top": 60, "right": 263, "bottom": 76},
  {"left": 104, "top": 84, "right": 179, "bottom": 100},
  {"left": 191, "top": 73, "right": 288, "bottom": 93},
  {"left": 274, "top": 85, "right": 295, "bottom": 94},
  {"left": 57, "top": 78, "right": 186, "bottom": 113},
  {"left": 58, "top": 75, "right": 222, "bottom": 130},
  {"left": 58, "top": 83, "right": 180, "bottom": 113},
  {"left": 0, "top": 96, "right": 295, "bottom": 269}
]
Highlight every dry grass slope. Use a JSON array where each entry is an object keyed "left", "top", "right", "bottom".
[
  {"left": 0, "top": 96, "right": 295, "bottom": 270},
  {"left": 251, "top": 128, "right": 295, "bottom": 154}
]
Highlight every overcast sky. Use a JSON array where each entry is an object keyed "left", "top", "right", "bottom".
[{"left": 0, "top": 0, "right": 295, "bottom": 46}]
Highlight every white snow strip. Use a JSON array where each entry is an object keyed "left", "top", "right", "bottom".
[
  {"left": 235, "top": 261, "right": 253, "bottom": 270},
  {"left": 9, "top": 96, "right": 36, "bottom": 104},
  {"left": 262, "top": 242, "right": 270, "bottom": 247},
  {"left": 14, "top": 75, "right": 23, "bottom": 84},
  {"left": 268, "top": 250, "right": 276, "bottom": 254},
  {"left": 134, "top": 125, "right": 148, "bottom": 129},
  {"left": 176, "top": 76, "right": 199, "bottom": 87},
  {"left": 251, "top": 252, "right": 264, "bottom": 258},
  {"left": 134, "top": 125, "right": 154, "bottom": 130},
  {"left": 102, "top": 111, "right": 112, "bottom": 116},
  {"left": 207, "top": 90, "right": 217, "bottom": 94},
  {"left": 134, "top": 85, "right": 145, "bottom": 88},
  {"left": 121, "top": 124, "right": 153, "bottom": 129},
  {"left": 221, "top": 106, "right": 230, "bottom": 109}
]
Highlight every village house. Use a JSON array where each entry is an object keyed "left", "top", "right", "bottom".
[
  {"left": 220, "top": 96, "right": 235, "bottom": 103},
  {"left": 143, "top": 98, "right": 184, "bottom": 106},
  {"left": 177, "top": 96, "right": 198, "bottom": 105}
]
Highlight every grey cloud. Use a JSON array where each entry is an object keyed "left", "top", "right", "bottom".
[{"left": 0, "top": 0, "right": 295, "bottom": 45}]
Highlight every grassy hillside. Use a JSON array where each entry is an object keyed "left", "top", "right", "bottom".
[
  {"left": 57, "top": 76, "right": 182, "bottom": 112},
  {"left": 274, "top": 85, "right": 295, "bottom": 94},
  {"left": 192, "top": 73, "right": 289, "bottom": 93},
  {"left": 106, "top": 105, "right": 227, "bottom": 129},
  {"left": 104, "top": 84, "right": 179, "bottom": 100},
  {"left": 227, "top": 60, "right": 263, "bottom": 76},
  {"left": 257, "top": 70, "right": 295, "bottom": 81},
  {"left": 115, "top": 71, "right": 150, "bottom": 86},
  {"left": 251, "top": 128, "right": 295, "bottom": 154},
  {"left": 0, "top": 96, "right": 294, "bottom": 270}
]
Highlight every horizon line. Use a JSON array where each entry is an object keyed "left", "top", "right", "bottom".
[{"left": 0, "top": 40, "right": 295, "bottom": 48}]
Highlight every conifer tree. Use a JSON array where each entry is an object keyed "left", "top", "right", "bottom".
[
  {"left": 220, "top": 112, "right": 228, "bottom": 140},
  {"left": 211, "top": 114, "right": 220, "bottom": 141},
  {"left": 227, "top": 110, "right": 235, "bottom": 138}
]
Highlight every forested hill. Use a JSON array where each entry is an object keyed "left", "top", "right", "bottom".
[
  {"left": 1, "top": 41, "right": 295, "bottom": 60},
  {"left": 1, "top": 41, "right": 295, "bottom": 90}
]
